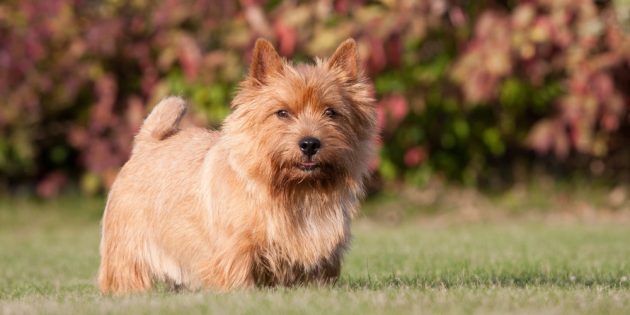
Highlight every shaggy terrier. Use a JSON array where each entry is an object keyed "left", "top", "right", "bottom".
[{"left": 98, "top": 38, "right": 376, "bottom": 293}]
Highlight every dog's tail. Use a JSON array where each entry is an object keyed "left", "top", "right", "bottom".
[{"left": 138, "top": 96, "right": 187, "bottom": 141}]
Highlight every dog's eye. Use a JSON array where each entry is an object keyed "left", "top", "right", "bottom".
[
  {"left": 324, "top": 108, "right": 337, "bottom": 118},
  {"left": 276, "top": 109, "right": 290, "bottom": 119}
]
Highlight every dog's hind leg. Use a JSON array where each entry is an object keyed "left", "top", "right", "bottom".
[{"left": 98, "top": 248, "right": 153, "bottom": 294}]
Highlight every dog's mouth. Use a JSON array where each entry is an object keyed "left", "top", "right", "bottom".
[{"left": 298, "top": 161, "right": 320, "bottom": 172}]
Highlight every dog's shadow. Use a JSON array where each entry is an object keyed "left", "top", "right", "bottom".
[
  {"left": 335, "top": 274, "right": 626, "bottom": 289},
  {"left": 143, "top": 273, "right": 626, "bottom": 294}
]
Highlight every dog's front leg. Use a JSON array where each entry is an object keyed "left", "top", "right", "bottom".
[
  {"left": 304, "top": 258, "right": 341, "bottom": 287},
  {"left": 196, "top": 242, "right": 255, "bottom": 291}
]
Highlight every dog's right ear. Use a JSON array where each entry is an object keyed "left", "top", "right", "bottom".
[{"left": 249, "top": 38, "right": 283, "bottom": 85}]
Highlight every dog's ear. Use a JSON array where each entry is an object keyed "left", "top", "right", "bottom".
[
  {"left": 327, "top": 38, "right": 358, "bottom": 81},
  {"left": 249, "top": 38, "right": 283, "bottom": 85}
]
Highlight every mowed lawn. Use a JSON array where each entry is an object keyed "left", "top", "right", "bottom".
[{"left": 1, "top": 198, "right": 629, "bottom": 314}]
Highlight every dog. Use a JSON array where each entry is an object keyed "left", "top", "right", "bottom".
[{"left": 98, "top": 38, "right": 376, "bottom": 293}]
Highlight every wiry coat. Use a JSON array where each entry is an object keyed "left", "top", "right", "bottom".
[{"left": 98, "top": 39, "right": 376, "bottom": 293}]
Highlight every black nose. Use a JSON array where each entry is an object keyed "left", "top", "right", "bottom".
[{"left": 299, "top": 137, "right": 321, "bottom": 157}]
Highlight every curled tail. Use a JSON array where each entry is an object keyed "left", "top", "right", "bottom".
[{"left": 138, "top": 96, "right": 187, "bottom": 141}]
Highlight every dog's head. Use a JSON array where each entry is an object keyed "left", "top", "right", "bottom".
[{"left": 224, "top": 38, "right": 376, "bottom": 196}]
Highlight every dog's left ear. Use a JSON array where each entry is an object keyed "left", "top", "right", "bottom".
[{"left": 327, "top": 38, "right": 358, "bottom": 81}]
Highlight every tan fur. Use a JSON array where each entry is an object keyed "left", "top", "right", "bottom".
[{"left": 98, "top": 38, "right": 376, "bottom": 294}]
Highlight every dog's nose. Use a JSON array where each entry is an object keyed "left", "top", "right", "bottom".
[{"left": 299, "top": 137, "right": 321, "bottom": 157}]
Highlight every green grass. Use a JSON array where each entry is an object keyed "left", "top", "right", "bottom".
[{"left": 1, "top": 198, "right": 629, "bottom": 314}]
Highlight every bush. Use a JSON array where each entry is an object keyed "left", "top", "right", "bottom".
[{"left": 0, "top": 0, "right": 628, "bottom": 196}]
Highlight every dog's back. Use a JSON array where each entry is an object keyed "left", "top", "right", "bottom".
[{"left": 98, "top": 97, "right": 218, "bottom": 293}]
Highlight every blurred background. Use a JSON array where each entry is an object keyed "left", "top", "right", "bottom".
[{"left": 1, "top": 0, "right": 629, "bottom": 213}]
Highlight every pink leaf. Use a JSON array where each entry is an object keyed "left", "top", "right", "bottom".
[
  {"left": 404, "top": 146, "right": 427, "bottom": 167},
  {"left": 178, "top": 35, "right": 202, "bottom": 81},
  {"left": 388, "top": 94, "right": 408, "bottom": 122},
  {"left": 37, "top": 171, "right": 68, "bottom": 198}
]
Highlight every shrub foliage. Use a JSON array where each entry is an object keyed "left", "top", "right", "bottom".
[{"left": 0, "top": 0, "right": 629, "bottom": 195}]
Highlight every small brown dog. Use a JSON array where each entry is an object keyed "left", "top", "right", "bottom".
[{"left": 98, "top": 38, "right": 376, "bottom": 293}]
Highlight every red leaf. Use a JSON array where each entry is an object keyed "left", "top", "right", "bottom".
[
  {"left": 404, "top": 146, "right": 427, "bottom": 167},
  {"left": 37, "top": 171, "right": 68, "bottom": 198},
  {"left": 178, "top": 35, "right": 202, "bottom": 81}
]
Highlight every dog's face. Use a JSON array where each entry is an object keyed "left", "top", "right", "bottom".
[{"left": 224, "top": 39, "right": 376, "bottom": 194}]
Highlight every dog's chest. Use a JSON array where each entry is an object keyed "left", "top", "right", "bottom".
[{"left": 252, "top": 202, "right": 349, "bottom": 285}]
